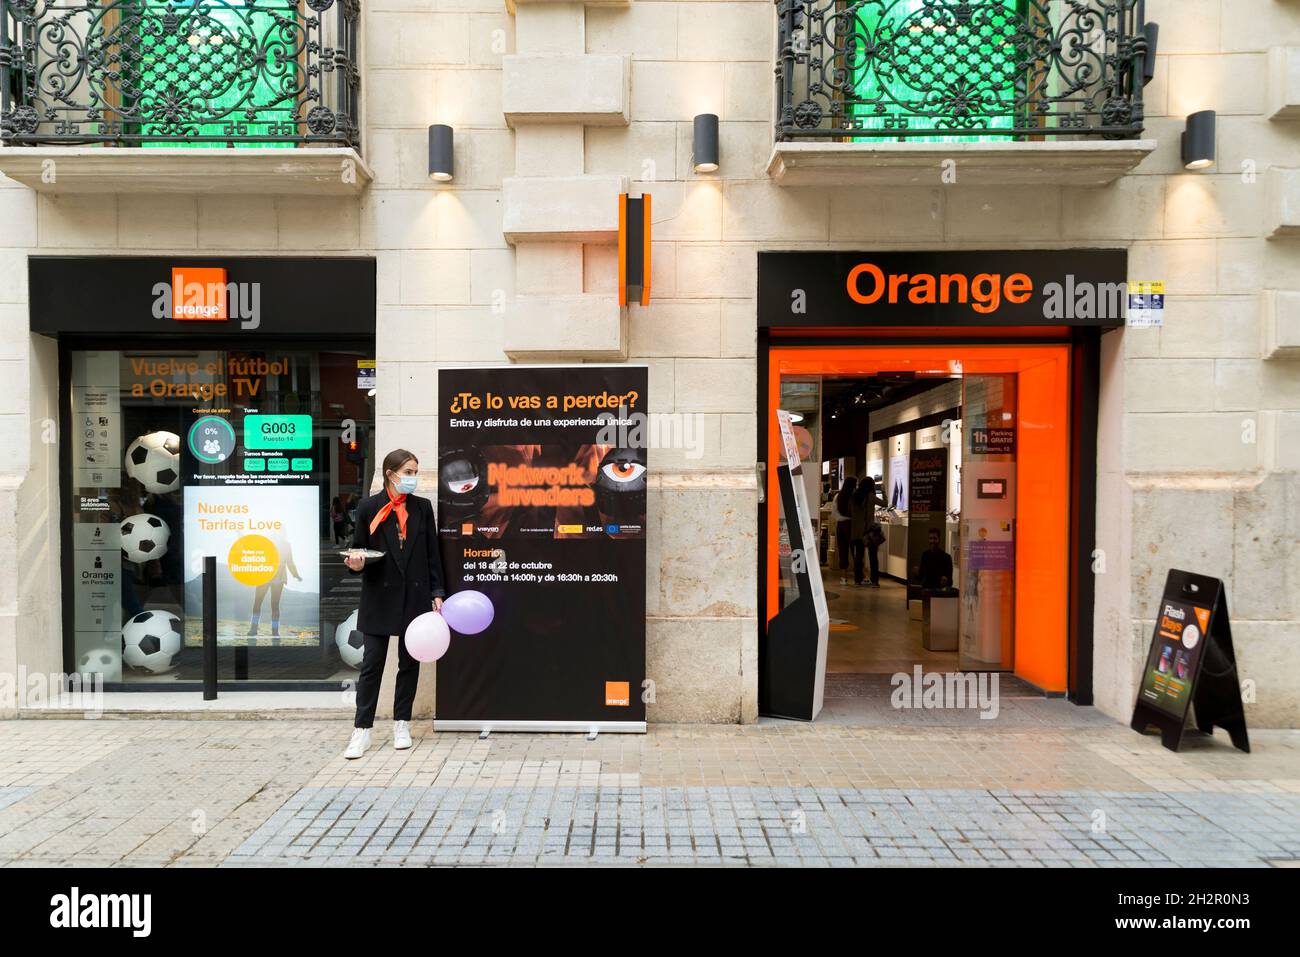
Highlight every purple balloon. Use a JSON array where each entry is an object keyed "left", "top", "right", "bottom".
[
  {"left": 442, "top": 590, "right": 494, "bottom": 635},
  {"left": 405, "top": 611, "right": 451, "bottom": 662}
]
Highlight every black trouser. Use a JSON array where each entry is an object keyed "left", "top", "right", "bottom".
[
  {"left": 353, "top": 632, "right": 419, "bottom": 728},
  {"left": 867, "top": 542, "right": 880, "bottom": 585},
  {"left": 850, "top": 538, "right": 865, "bottom": 584},
  {"left": 835, "top": 520, "right": 851, "bottom": 571}
]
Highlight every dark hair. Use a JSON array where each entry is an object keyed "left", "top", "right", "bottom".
[
  {"left": 381, "top": 448, "right": 418, "bottom": 489},
  {"left": 852, "top": 474, "right": 874, "bottom": 505},
  {"left": 835, "top": 476, "right": 857, "bottom": 514}
]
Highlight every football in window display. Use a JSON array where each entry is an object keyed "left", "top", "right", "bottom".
[
  {"left": 121, "top": 610, "right": 182, "bottom": 674},
  {"left": 125, "top": 431, "right": 181, "bottom": 494},
  {"left": 334, "top": 609, "right": 364, "bottom": 669},
  {"left": 77, "top": 646, "right": 121, "bottom": 678},
  {"left": 119, "top": 514, "right": 171, "bottom": 563}
]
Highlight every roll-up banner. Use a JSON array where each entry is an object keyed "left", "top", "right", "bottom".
[{"left": 434, "top": 366, "right": 648, "bottom": 733}]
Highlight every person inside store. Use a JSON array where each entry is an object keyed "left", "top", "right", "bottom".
[
  {"left": 831, "top": 476, "right": 856, "bottom": 586},
  {"left": 330, "top": 495, "right": 347, "bottom": 545},
  {"left": 914, "top": 527, "right": 954, "bottom": 591},
  {"left": 341, "top": 449, "right": 445, "bottom": 759},
  {"left": 856, "top": 474, "right": 886, "bottom": 588}
]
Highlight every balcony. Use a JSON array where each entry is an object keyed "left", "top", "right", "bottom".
[
  {"left": 0, "top": 0, "right": 370, "bottom": 193},
  {"left": 769, "top": 0, "right": 1157, "bottom": 187}
]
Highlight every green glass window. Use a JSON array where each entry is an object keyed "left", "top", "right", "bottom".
[{"left": 847, "top": 0, "right": 1031, "bottom": 142}]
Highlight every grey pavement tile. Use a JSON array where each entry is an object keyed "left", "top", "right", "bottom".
[{"left": 219, "top": 783, "right": 1300, "bottom": 869}]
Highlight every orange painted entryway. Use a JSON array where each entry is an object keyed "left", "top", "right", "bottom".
[{"left": 765, "top": 343, "right": 1072, "bottom": 693}]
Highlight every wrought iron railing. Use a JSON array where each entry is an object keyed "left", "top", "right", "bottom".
[
  {"left": 775, "top": 0, "right": 1148, "bottom": 142},
  {"left": 1, "top": 0, "right": 360, "bottom": 149}
]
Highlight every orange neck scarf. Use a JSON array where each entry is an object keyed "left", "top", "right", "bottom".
[{"left": 369, "top": 488, "right": 409, "bottom": 540}]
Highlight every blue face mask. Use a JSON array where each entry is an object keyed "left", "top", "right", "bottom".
[{"left": 394, "top": 475, "right": 418, "bottom": 495}]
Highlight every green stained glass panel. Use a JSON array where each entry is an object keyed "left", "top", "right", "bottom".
[
  {"left": 121, "top": 0, "right": 300, "bottom": 147},
  {"left": 848, "top": 0, "right": 1030, "bottom": 143}
]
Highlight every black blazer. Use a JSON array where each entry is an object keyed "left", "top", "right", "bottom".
[{"left": 349, "top": 491, "right": 446, "bottom": 636}]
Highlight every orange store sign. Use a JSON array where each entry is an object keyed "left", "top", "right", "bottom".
[
  {"left": 846, "top": 262, "right": 1034, "bottom": 315},
  {"left": 758, "top": 250, "right": 1128, "bottom": 328},
  {"left": 171, "top": 267, "right": 229, "bottom": 320}
]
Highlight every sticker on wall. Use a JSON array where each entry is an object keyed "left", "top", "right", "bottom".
[
  {"left": 1127, "top": 280, "right": 1165, "bottom": 328},
  {"left": 357, "top": 359, "right": 376, "bottom": 390}
]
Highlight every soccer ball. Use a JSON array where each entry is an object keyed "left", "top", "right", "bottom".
[
  {"left": 125, "top": 431, "right": 181, "bottom": 494},
  {"left": 121, "top": 610, "right": 182, "bottom": 674},
  {"left": 120, "top": 513, "right": 170, "bottom": 563},
  {"left": 334, "top": 609, "right": 364, "bottom": 669},
  {"left": 77, "top": 646, "right": 121, "bottom": 679}
]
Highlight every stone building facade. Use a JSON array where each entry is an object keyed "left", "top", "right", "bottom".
[{"left": 1, "top": 0, "right": 1298, "bottom": 726}]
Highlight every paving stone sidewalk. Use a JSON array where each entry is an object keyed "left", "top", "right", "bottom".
[{"left": 0, "top": 714, "right": 1296, "bottom": 867}]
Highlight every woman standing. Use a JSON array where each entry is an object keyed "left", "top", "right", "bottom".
[
  {"left": 854, "top": 475, "right": 886, "bottom": 587},
  {"left": 831, "top": 476, "right": 856, "bottom": 586},
  {"left": 342, "top": 449, "right": 445, "bottom": 759}
]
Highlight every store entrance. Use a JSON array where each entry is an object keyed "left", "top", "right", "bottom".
[{"left": 764, "top": 344, "right": 1074, "bottom": 701}]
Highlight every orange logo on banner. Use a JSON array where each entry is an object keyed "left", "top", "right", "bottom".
[
  {"left": 605, "top": 681, "right": 630, "bottom": 707},
  {"left": 1194, "top": 606, "right": 1211, "bottom": 633},
  {"left": 461, "top": 523, "right": 474, "bottom": 535},
  {"left": 172, "top": 267, "right": 228, "bottom": 320}
]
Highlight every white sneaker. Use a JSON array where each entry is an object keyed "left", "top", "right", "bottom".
[
  {"left": 344, "top": 727, "right": 371, "bottom": 760},
  {"left": 393, "top": 720, "right": 413, "bottom": 750}
]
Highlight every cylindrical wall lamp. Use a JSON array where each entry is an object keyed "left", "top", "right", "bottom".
[
  {"left": 1181, "top": 110, "right": 1216, "bottom": 170},
  {"left": 693, "top": 113, "right": 719, "bottom": 173},
  {"left": 428, "top": 124, "right": 454, "bottom": 182},
  {"left": 1142, "top": 22, "right": 1159, "bottom": 85}
]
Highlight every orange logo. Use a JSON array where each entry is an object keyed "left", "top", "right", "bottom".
[
  {"left": 1194, "top": 606, "right": 1211, "bottom": 633},
  {"left": 172, "top": 267, "right": 228, "bottom": 320},
  {"left": 461, "top": 523, "right": 474, "bottom": 535},
  {"left": 846, "top": 262, "right": 1033, "bottom": 315},
  {"left": 604, "top": 681, "right": 630, "bottom": 707}
]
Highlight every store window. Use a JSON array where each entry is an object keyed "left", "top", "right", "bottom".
[{"left": 68, "top": 345, "right": 375, "bottom": 686}]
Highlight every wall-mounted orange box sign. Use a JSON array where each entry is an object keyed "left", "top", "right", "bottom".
[
  {"left": 172, "top": 267, "right": 228, "bottom": 321},
  {"left": 618, "top": 194, "right": 651, "bottom": 307}
]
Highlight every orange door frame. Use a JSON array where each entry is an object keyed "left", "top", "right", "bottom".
[{"left": 765, "top": 344, "right": 1072, "bottom": 692}]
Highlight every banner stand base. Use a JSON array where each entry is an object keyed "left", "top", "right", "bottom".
[{"left": 433, "top": 720, "right": 647, "bottom": 735}]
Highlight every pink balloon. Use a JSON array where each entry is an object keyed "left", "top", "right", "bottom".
[
  {"left": 404, "top": 611, "right": 451, "bottom": 662},
  {"left": 441, "top": 589, "right": 495, "bottom": 635}
]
